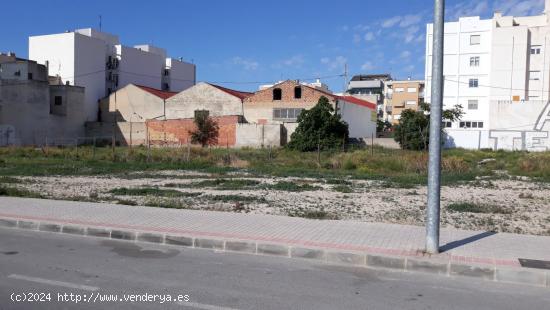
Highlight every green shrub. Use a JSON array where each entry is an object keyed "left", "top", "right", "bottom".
[
  {"left": 447, "top": 202, "right": 512, "bottom": 214},
  {"left": 287, "top": 96, "right": 349, "bottom": 152}
]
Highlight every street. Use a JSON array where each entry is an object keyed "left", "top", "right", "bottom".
[{"left": 0, "top": 228, "right": 548, "bottom": 310}]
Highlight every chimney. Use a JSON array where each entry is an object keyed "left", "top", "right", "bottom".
[{"left": 493, "top": 10, "right": 502, "bottom": 18}]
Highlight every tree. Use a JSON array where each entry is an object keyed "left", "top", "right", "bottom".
[
  {"left": 287, "top": 96, "right": 349, "bottom": 152},
  {"left": 393, "top": 102, "right": 463, "bottom": 150},
  {"left": 377, "top": 119, "right": 392, "bottom": 133},
  {"left": 189, "top": 112, "right": 219, "bottom": 147}
]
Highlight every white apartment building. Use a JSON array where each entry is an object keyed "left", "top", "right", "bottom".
[
  {"left": 425, "top": 1, "right": 550, "bottom": 151},
  {"left": 29, "top": 28, "right": 196, "bottom": 122}
]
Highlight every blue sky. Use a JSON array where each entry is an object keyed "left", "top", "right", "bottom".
[{"left": 0, "top": 0, "right": 545, "bottom": 92}]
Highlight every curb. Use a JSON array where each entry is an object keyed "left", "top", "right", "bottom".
[{"left": 1, "top": 217, "right": 548, "bottom": 289}]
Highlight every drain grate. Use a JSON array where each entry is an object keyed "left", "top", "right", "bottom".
[{"left": 518, "top": 258, "right": 550, "bottom": 270}]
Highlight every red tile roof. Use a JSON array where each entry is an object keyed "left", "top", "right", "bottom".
[
  {"left": 209, "top": 84, "right": 254, "bottom": 100},
  {"left": 337, "top": 95, "right": 377, "bottom": 110},
  {"left": 135, "top": 85, "right": 178, "bottom": 99}
]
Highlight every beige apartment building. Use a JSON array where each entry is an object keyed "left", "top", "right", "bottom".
[{"left": 383, "top": 80, "right": 425, "bottom": 125}]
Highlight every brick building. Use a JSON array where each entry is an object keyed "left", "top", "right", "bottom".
[{"left": 244, "top": 80, "right": 377, "bottom": 140}]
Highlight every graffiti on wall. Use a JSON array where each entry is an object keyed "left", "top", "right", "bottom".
[
  {"left": 0, "top": 125, "right": 16, "bottom": 146},
  {"left": 489, "top": 102, "right": 550, "bottom": 151}
]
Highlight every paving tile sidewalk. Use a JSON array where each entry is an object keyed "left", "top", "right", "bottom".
[{"left": 1, "top": 197, "right": 549, "bottom": 268}]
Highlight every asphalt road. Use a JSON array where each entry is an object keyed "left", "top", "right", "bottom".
[{"left": 0, "top": 228, "right": 548, "bottom": 310}]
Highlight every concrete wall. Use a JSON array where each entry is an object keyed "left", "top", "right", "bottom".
[
  {"left": 235, "top": 123, "right": 282, "bottom": 147},
  {"left": 117, "top": 45, "right": 164, "bottom": 90},
  {"left": 146, "top": 116, "right": 239, "bottom": 146},
  {"left": 444, "top": 100, "right": 550, "bottom": 151},
  {"left": 49, "top": 85, "right": 86, "bottom": 142},
  {"left": 0, "top": 80, "right": 50, "bottom": 145},
  {"left": 87, "top": 117, "right": 283, "bottom": 148},
  {"left": 74, "top": 33, "right": 107, "bottom": 122},
  {"left": 85, "top": 121, "right": 147, "bottom": 146},
  {"left": 166, "top": 58, "right": 195, "bottom": 92},
  {"left": 30, "top": 32, "right": 106, "bottom": 122},
  {"left": 99, "top": 84, "right": 166, "bottom": 122},
  {"left": 338, "top": 100, "right": 377, "bottom": 139},
  {"left": 0, "top": 78, "right": 86, "bottom": 146},
  {"left": 166, "top": 83, "right": 244, "bottom": 119}
]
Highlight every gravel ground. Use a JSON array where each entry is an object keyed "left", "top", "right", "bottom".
[{"left": 11, "top": 170, "right": 550, "bottom": 236}]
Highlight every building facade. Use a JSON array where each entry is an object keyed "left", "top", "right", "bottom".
[
  {"left": 29, "top": 28, "right": 196, "bottom": 122},
  {"left": 0, "top": 54, "right": 85, "bottom": 146},
  {"left": 347, "top": 74, "right": 392, "bottom": 118},
  {"left": 383, "top": 80, "right": 425, "bottom": 124},
  {"left": 244, "top": 80, "right": 377, "bottom": 140},
  {"left": 425, "top": 1, "right": 550, "bottom": 150}
]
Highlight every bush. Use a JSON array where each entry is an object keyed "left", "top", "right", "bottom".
[
  {"left": 287, "top": 96, "right": 349, "bottom": 152},
  {"left": 394, "top": 103, "right": 464, "bottom": 150},
  {"left": 190, "top": 112, "right": 219, "bottom": 147}
]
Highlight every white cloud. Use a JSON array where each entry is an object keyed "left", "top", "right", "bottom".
[
  {"left": 361, "top": 61, "right": 375, "bottom": 71},
  {"left": 447, "top": 0, "right": 490, "bottom": 21},
  {"left": 232, "top": 57, "right": 259, "bottom": 71},
  {"left": 400, "top": 50, "right": 411, "bottom": 59},
  {"left": 404, "top": 26, "right": 420, "bottom": 43},
  {"left": 353, "top": 34, "right": 362, "bottom": 44},
  {"left": 399, "top": 14, "right": 422, "bottom": 27},
  {"left": 281, "top": 55, "right": 304, "bottom": 67},
  {"left": 381, "top": 13, "right": 423, "bottom": 29},
  {"left": 382, "top": 16, "right": 402, "bottom": 28},
  {"left": 404, "top": 64, "right": 415, "bottom": 73},
  {"left": 321, "top": 56, "right": 347, "bottom": 71},
  {"left": 364, "top": 32, "right": 375, "bottom": 41},
  {"left": 493, "top": 0, "right": 544, "bottom": 17},
  {"left": 353, "top": 24, "right": 370, "bottom": 31}
]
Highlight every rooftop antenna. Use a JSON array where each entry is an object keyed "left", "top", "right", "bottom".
[
  {"left": 343, "top": 63, "right": 349, "bottom": 93},
  {"left": 99, "top": 15, "right": 102, "bottom": 31}
]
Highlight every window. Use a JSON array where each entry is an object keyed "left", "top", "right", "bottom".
[
  {"left": 54, "top": 96, "right": 62, "bottom": 106},
  {"left": 273, "top": 88, "right": 282, "bottom": 100},
  {"left": 162, "top": 83, "right": 170, "bottom": 91},
  {"left": 407, "top": 87, "right": 416, "bottom": 93},
  {"left": 273, "top": 108, "right": 304, "bottom": 120},
  {"left": 470, "top": 35, "right": 481, "bottom": 45},
  {"left": 460, "top": 121, "right": 483, "bottom": 128},
  {"left": 395, "top": 87, "right": 405, "bottom": 93},
  {"left": 529, "top": 71, "right": 541, "bottom": 80},
  {"left": 469, "top": 56, "right": 480, "bottom": 67},
  {"left": 467, "top": 100, "right": 478, "bottom": 110},
  {"left": 469, "top": 79, "right": 479, "bottom": 88},
  {"left": 531, "top": 46, "right": 541, "bottom": 55},
  {"left": 443, "top": 122, "right": 452, "bottom": 128},
  {"left": 194, "top": 110, "right": 209, "bottom": 119},
  {"left": 406, "top": 100, "right": 416, "bottom": 105},
  {"left": 294, "top": 86, "right": 302, "bottom": 99},
  {"left": 28, "top": 73, "right": 33, "bottom": 80},
  {"left": 164, "top": 69, "right": 170, "bottom": 76}
]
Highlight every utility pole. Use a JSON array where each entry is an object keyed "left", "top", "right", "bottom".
[{"left": 426, "top": 0, "right": 445, "bottom": 255}]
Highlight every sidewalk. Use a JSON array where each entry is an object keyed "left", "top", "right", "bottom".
[{"left": 0, "top": 197, "right": 549, "bottom": 287}]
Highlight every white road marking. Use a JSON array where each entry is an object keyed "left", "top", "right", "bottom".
[
  {"left": 8, "top": 274, "right": 99, "bottom": 291},
  {"left": 178, "top": 301, "right": 241, "bottom": 310}
]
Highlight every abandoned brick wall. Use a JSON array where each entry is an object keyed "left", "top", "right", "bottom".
[
  {"left": 243, "top": 80, "right": 337, "bottom": 124},
  {"left": 244, "top": 80, "right": 336, "bottom": 105},
  {"left": 146, "top": 115, "right": 239, "bottom": 146}
]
